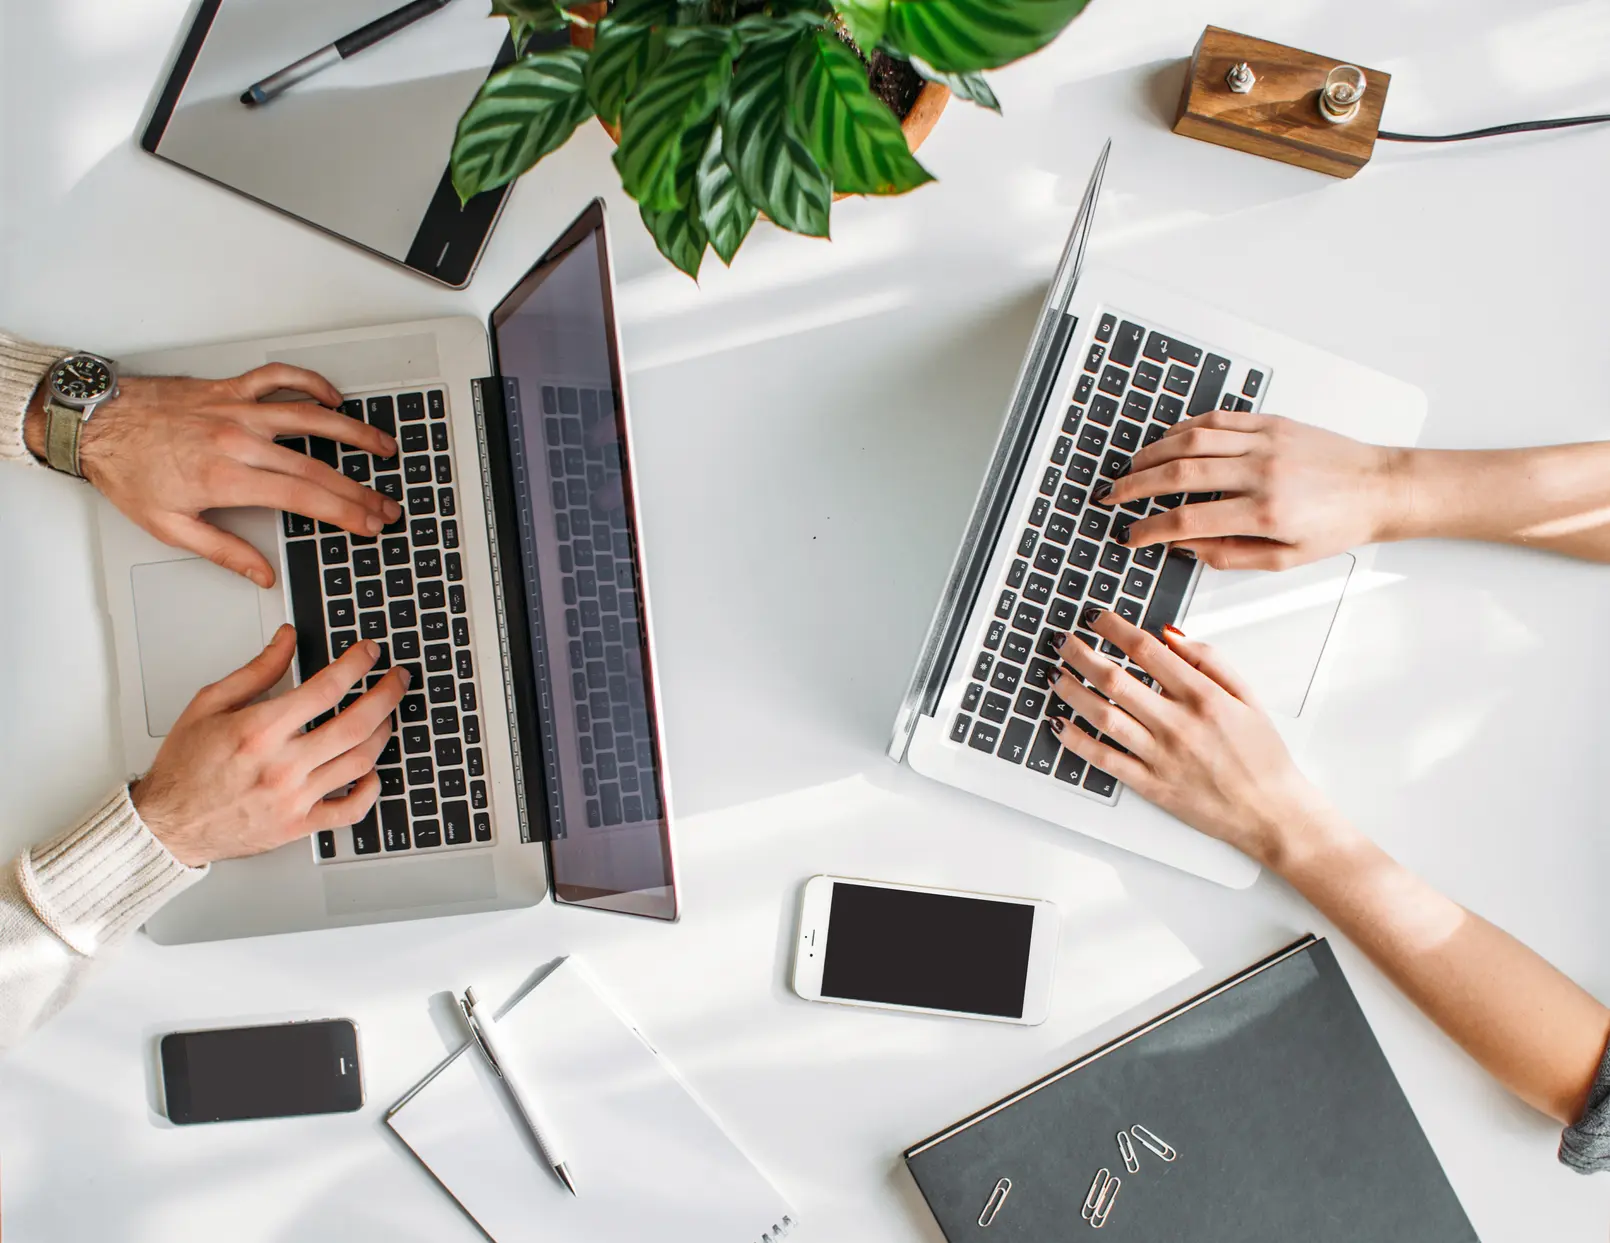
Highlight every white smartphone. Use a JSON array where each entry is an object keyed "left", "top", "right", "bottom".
[{"left": 791, "top": 875, "right": 1059, "bottom": 1025}]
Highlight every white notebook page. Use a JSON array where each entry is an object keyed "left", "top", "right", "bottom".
[{"left": 388, "top": 959, "right": 795, "bottom": 1243}]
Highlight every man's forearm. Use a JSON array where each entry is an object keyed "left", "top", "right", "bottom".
[
  {"left": 1271, "top": 810, "right": 1610, "bottom": 1124},
  {"left": 1383, "top": 443, "right": 1610, "bottom": 562}
]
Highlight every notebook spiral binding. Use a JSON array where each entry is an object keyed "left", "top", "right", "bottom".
[{"left": 760, "top": 1213, "right": 796, "bottom": 1242}]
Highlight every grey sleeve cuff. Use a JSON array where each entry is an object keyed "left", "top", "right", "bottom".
[
  {"left": 1559, "top": 1032, "right": 1610, "bottom": 1174},
  {"left": 0, "top": 331, "right": 69, "bottom": 467},
  {"left": 17, "top": 786, "right": 208, "bottom": 954}
]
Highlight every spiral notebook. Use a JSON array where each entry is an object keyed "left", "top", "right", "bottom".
[{"left": 387, "top": 958, "right": 796, "bottom": 1243}]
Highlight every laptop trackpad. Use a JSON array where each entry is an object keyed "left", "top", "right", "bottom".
[
  {"left": 131, "top": 558, "right": 266, "bottom": 737},
  {"left": 1180, "top": 554, "right": 1354, "bottom": 718}
]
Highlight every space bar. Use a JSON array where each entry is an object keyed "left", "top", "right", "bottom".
[
  {"left": 283, "top": 538, "right": 328, "bottom": 682},
  {"left": 1141, "top": 551, "right": 1196, "bottom": 638}
]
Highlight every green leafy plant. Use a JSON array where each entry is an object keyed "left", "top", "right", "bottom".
[{"left": 451, "top": 0, "right": 1091, "bottom": 277}]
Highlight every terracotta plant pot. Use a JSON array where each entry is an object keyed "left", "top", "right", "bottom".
[{"left": 567, "top": 4, "right": 950, "bottom": 186}]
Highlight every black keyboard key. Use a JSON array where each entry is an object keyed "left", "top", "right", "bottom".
[
  {"left": 1142, "top": 425, "right": 1166, "bottom": 449},
  {"left": 323, "top": 567, "right": 352, "bottom": 597},
  {"left": 1055, "top": 748, "right": 1087, "bottom": 785},
  {"left": 1050, "top": 436, "right": 1073, "bottom": 467},
  {"left": 1039, "top": 466, "right": 1061, "bottom": 496},
  {"left": 1110, "top": 320, "right": 1145, "bottom": 366},
  {"left": 319, "top": 535, "right": 348, "bottom": 565},
  {"left": 1133, "top": 543, "right": 1164, "bottom": 569},
  {"left": 1084, "top": 343, "right": 1106, "bottom": 373},
  {"left": 1141, "top": 549, "right": 1196, "bottom": 637},
  {"left": 1122, "top": 392, "right": 1152, "bottom": 423},
  {"left": 1112, "top": 420, "right": 1142, "bottom": 453},
  {"left": 389, "top": 599, "right": 417, "bottom": 629},
  {"left": 406, "top": 755, "right": 434, "bottom": 786},
  {"left": 1026, "top": 658, "right": 1057, "bottom": 689},
  {"left": 1011, "top": 601, "right": 1043, "bottom": 634},
  {"left": 1234, "top": 396, "right": 1254, "bottom": 412},
  {"left": 284, "top": 539, "right": 329, "bottom": 681},
  {"left": 356, "top": 580, "right": 383, "bottom": 611},
  {"left": 1044, "top": 513, "right": 1076, "bottom": 546},
  {"left": 435, "top": 456, "right": 453, "bottom": 485},
  {"left": 397, "top": 393, "right": 425, "bottom": 422},
  {"left": 418, "top": 581, "right": 446, "bottom": 611},
  {"left": 1069, "top": 539, "right": 1098, "bottom": 570},
  {"left": 1026, "top": 720, "right": 1061, "bottom": 774},
  {"left": 1048, "top": 597, "right": 1079, "bottom": 629},
  {"left": 1100, "top": 450, "right": 1131, "bottom": 481},
  {"left": 962, "top": 683, "right": 984, "bottom": 712},
  {"left": 994, "top": 590, "right": 1017, "bottom": 620},
  {"left": 411, "top": 518, "right": 439, "bottom": 547},
  {"left": 1097, "top": 365, "right": 1128, "bottom": 397},
  {"left": 1123, "top": 568, "right": 1154, "bottom": 597},
  {"left": 378, "top": 799, "right": 410, "bottom": 851},
  {"left": 1096, "top": 313, "right": 1115, "bottom": 342},
  {"left": 413, "top": 819, "right": 442, "bottom": 848},
  {"left": 1073, "top": 373, "right": 1094, "bottom": 404},
  {"left": 1243, "top": 369, "right": 1264, "bottom": 398},
  {"left": 326, "top": 598, "right": 355, "bottom": 629},
  {"left": 1164, "top": 364, "right": 1193, "bottom": 396},
  {"left": 1029, "top": 497, "right": 1050, "bottom": 527},
  {"left": 983, "top": 621, "right": 1005, "bottom": 651},
  {"left": 1154, "top": 395, "right": 1184, "bottom": 425},
  {"left": 452, "top": 617, "right": 470, "bottom": 647},
  {"left": 1116, "top": 596, "right": 1143, "bottom": 625},
  {"left": 352, "top": 808, "right": 381, "bottom": 855},
  {"left": 399, "top": 693, "right": 426, "bottom": 723},
  {"left": 1076, "top": 425, "right": 1107, "bottom": 457},
  {"left": 431, "top": 705, "right": 459, "bottom": 735},
  {"left": 1133, "top": 361, "right": 1162, "bottom": 393},
  {"left": 428, "top": 390, "right": 446, "bottom": 419},
  {"left": 990, "top": 661, "right": 1022, "bottom": 694},
  {"left": 1079, "top": 510, "right": 1110, "bottom": 541},
  {"left": 1087, "top": 395, "right": 1118, "bottom": 427},
  {"left": 403, "top": 724, "right": 431, "bottom": 754},
  {"left": 405, "top": 457, "right": 432, "bottom": 483},
  {"left": 416, "top": 549, "right": 443, "bottom": 578},
  {"left": 1006, "top": 559, "right": 1028, "bottom": 589},
  {"left": 1002, "top": 632, "right": 1032, "bottom": 665},
  {"left": 431, "top": 423, "right": 450, "bottom": 453},
  {"left": 968, "top": 720, "right": 1000, "bottom": 753},
  {"left": 383, "top": 538, "right": 410, "bottom": 566},
  {"left": 1090, "top": 572, "right": 1119, "bottom": 604},
  {"left": 951, "top": 713, "right": 972, "bottom": 743},
  {"left": 440, "top": 490, "right": 456, "bottom": 519},
  {"left": 353, "top": 548, "right": 380, "bottom": 577},
  {"left": 1064, "top": 454, "right": 1097, "bottom": 487},
  {"left": 1016, "top": 529, "right": 1038, "bottom": 557},
  {"left": 307, "top": 436, "right": 339, "bottom": 470},
  {"left": 316, "top": 830, "right": 336, "bottom": 859},
  {"left": 1033, "top": 544, "right": 1064, "bottom": 575},
  {"left": 425, "top": 643, "right": 452, "bottom": 673},
  {"left": 444, "top": 801, "right": 472, "bottom": 845},
  {"left": 1083, "top": 766, "right": 1118, "bottom": 797},
  {"left": 473, "top": 811, "right": 491, "bottom": 841},
  {"left": 409, "top": 787, "right": 438, "bottom": 817},
  {"left": 1057, "top": 568, "right": 1089, "bottom": 599},
  {"left": 385, "top": 567, "right": 414, "bottom": 598},
  {"left": 439, "top": 769, "right": 467, "bottom": 798},
  {"left": 406, "top": 486, "right": 435, "bottom": 516},
  {"left": 973, "top": 651, "right": 995, "bottom": 680},
  {"left": 1014, "top": 686, "right": 1047, "bottom": 718},
  {"left": 1189, "top": 354, "right": 1231, "bottom": 415},
  {"left": 996, "top": 717, "right": 1034, "bottom": 764},
  {"left": 1062, "top": 405, "right": 1082, "bottom": 435},
  {"left": 283, "top": 512, "right": 315, "bottom": 538},
  {"left": 1221, "top": 392, "right": 1238, "bottom": 411},
  {"left": 401, "top": 424, "right": 429, "bottom": 453},
  {"left": 428, "top": 674, "right": 455, "bottom": 704},
  {"left": 980, "top": 692, "right": 1010, "bottom": 724},
  {"left": 394, "top": 631, "right": 421, "bottom": 660},
  {"left": 1054, "top": 483, "right": 1087, "bottom": 515},
  {"left": 1023, "top": 572, "right": 1054, "bottom": 604},
  {"left": 1100, "top": 542, "right": 1130, "bottom": 573}
]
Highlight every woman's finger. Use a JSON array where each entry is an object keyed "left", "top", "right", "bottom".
[
  {"left": 1173, "top": 536, "right": 1300, "bottom": 572},
  {"left": 1123, "top": 496, "right": 1269, "bottom": 549},
  {"left": 1163, "top": 407, "right": 1268, "bottom": 437},
  {"left": 1051, "top": 624, "right": 1171, "bottom": 731},
  {"left": 1047, "top": 716, "right": 1152, "bottom": 789},
  {"left": 181, "top": 624, "right": 296, "bottom": 721},
  {"left": 299, "top": 666, "right": 411, "bottom": 766},
  {"left": 306, "top": 717, "right": 393, "bottom": 798},
  {"left": 1126, "top": 425, "right": 1254, "bottom": 477},
  {"left": 155, "top": 512, "right": 278, "bottom": 588},
  {"left": 226, "top": 362, "right": 344, "bottom": 407},
  {"left": 247, "top": 401, "right": 397, "bottom": 459},
  {"left": 1104, "top": 454, "right": 1256, "bottom": 508},
  {"left": 1082, "top": 608, "right": 1219, "bottom": 706},
  {"left": 304, "top": 772, "right": 382, "bottom": 833},
  {"left": 1047, "top": 669, "right": 1156, "bottom": 758},
  {"left": 1162, "top": 624, "right": 1263, "bottom": 708}
]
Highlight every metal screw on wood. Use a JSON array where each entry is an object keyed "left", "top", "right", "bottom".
[{"left": 1225, "top": 61, "right": 1255, "bottom": 93}]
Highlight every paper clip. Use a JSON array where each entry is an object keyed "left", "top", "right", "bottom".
[
  {"left": 1131, "top": 1124, "right": 1177, "bottom": 1162},
  {"left": 977, "top": 1177, "right": 1012, "bottom": 1228},
  {"left": 1081, "top": 1169, "right": 1112, "bottom": 1222},
  {"left": 1116, "top": 1129, "right": 1139, "bottom": 1173},
  {"left": 1090, "top": 1174, "right": 1120, "bottom": 1228}
]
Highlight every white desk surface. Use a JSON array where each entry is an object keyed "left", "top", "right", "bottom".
[{"left": 4, "top": 0, "right": 1609, "bottom": 1238}]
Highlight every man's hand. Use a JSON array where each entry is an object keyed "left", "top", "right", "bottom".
[
  {"left": 1102, "top": 410, "right": 1407, "bottom": 571},
  {"left": 130, "top": 626, "right": 409, "bottom": 867},
  {"left": 26, "top": 363, "right": 400, "bottom": 588}
]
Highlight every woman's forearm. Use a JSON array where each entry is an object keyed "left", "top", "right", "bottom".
[
  {"left": 1383, "top": 443, "right": 1610, "bottom": 562},
  {"left": 1270, "top": 808, "right": 1610, "bottom": 1124}
]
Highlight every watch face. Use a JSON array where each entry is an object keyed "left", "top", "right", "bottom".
[{"left": 52, "top": 355, "right": 115, "bottom": 404}]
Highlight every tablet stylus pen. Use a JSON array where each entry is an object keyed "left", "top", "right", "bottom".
[
  {"left": 459, "top": 987, "right": 578, "bottom": 1196},
  {"left": 240, "top": 0, "right": 454, "bottom": 107}
]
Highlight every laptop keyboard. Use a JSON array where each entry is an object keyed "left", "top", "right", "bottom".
[
  {"left": 540, "top": 384, "right": 661, "bottom": 832},
  {"left": 949, "top": 309, "right": 1267, "bottom": 806},
  {"left": 278, "top": 388, "right": 495, "bottom": 862}
]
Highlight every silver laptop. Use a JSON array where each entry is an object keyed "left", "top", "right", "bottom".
[
  {"left": 889, "top": 144, "right": 1426, "bottom": 888},
  {"left": 99, "top": 202, "right": 680, "bottom": 942}
]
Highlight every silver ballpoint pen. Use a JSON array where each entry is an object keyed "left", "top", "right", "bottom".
[{"left": 459, "top": 986, "right": 578, "bottom": 1195}]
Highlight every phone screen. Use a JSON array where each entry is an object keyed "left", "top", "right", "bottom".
[
  {"left": 161, "top": 1020, "right": 363, "bottom": 1124},
  {"left": 821, "top": 883, "right": 1036, "bottom": 1018}
]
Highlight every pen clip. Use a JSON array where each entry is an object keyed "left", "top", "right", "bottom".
[{"left": 459, "top": 991, "right": 504, "bottom": 1078}]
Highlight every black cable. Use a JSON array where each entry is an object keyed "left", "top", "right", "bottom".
[{"left": 1378, "top": 112, "right": 1610, "bottom": 143}]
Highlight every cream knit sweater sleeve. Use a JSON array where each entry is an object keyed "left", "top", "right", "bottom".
[{"left": 0, "top": 332, "right": 207, "bottom": 1050}]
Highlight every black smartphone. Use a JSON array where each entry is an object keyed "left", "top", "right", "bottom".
[{"left": 160, "top": 1019, "right": 364, "bottom": 1124}]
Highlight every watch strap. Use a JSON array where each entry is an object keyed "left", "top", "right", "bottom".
[{"left": 43, "top": 400, "right": 86, "bottom": 477}]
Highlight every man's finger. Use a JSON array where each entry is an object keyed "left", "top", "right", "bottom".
[
  {"left": 306, "top": 718, "right": 393, "bottom": 799},
  {"left": 227, "top": 363, "right": 344, "bottom": 407},
  {"left": 1162, "top": 624, "right": 1263, "bottom": 708},
  {"left": 234, "top": 465, "right": 394, "bottom": 538},
  {"left": 1123, "top": 496, "right": 1266, "bottom": 549},
  {"left": 300, "top": 666, "right": 411, "bottom": 766},
  {"left": 250, "top": 401, "right": 397, "bottom": 460},
  {"left": 158, "top": 513, "right": 278, "bottom": 588},
  {"left": 248, "top": 440, "right": 398, "bottom": 519},
  {"left": 304, "top": 772, "right": 382, "bottom": 834},
  {"left": 272, "top": 639, "right": 382, "bottom": 729},
  {"left": 182, "top": 624, "right": 296, "bottom": 719}
]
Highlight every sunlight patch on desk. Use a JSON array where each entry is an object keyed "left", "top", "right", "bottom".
[{"left": 627, "top": 290, "right": 907, "bottom": 373}]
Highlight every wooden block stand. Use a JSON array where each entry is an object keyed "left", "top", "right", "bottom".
[{"left": 1173, "top": 26, "right": 1390, "bottom": 178}]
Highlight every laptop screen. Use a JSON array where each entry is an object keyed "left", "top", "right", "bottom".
[{"left": 488, "top": 204, "right": 677, "bottom": 921}]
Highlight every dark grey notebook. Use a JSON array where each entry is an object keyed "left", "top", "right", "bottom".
[{"left": 904, "top": 936, "right": 1476, "bottom": 1241}]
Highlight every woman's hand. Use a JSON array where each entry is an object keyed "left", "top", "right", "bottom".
[
  {"left": 30, "top": 363, "right": 401, "bottom": 588},
  {"left": 1104, "top": 410, "right": 1407, "bottom": 571},
  {"left": 130, "top": 626, "right": 409, "bottom": 867},
  {"left": 1044, "top": 609, "right": 1333, "bottom": 866}
]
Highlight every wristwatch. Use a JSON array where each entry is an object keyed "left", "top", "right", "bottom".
[{"left": 41, "top": 352, "right": 120, "bottom": 477}]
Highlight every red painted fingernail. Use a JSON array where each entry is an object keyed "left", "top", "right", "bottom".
[{"left": 1164, "top": 624, "right": 1186, "bottom": 639}]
